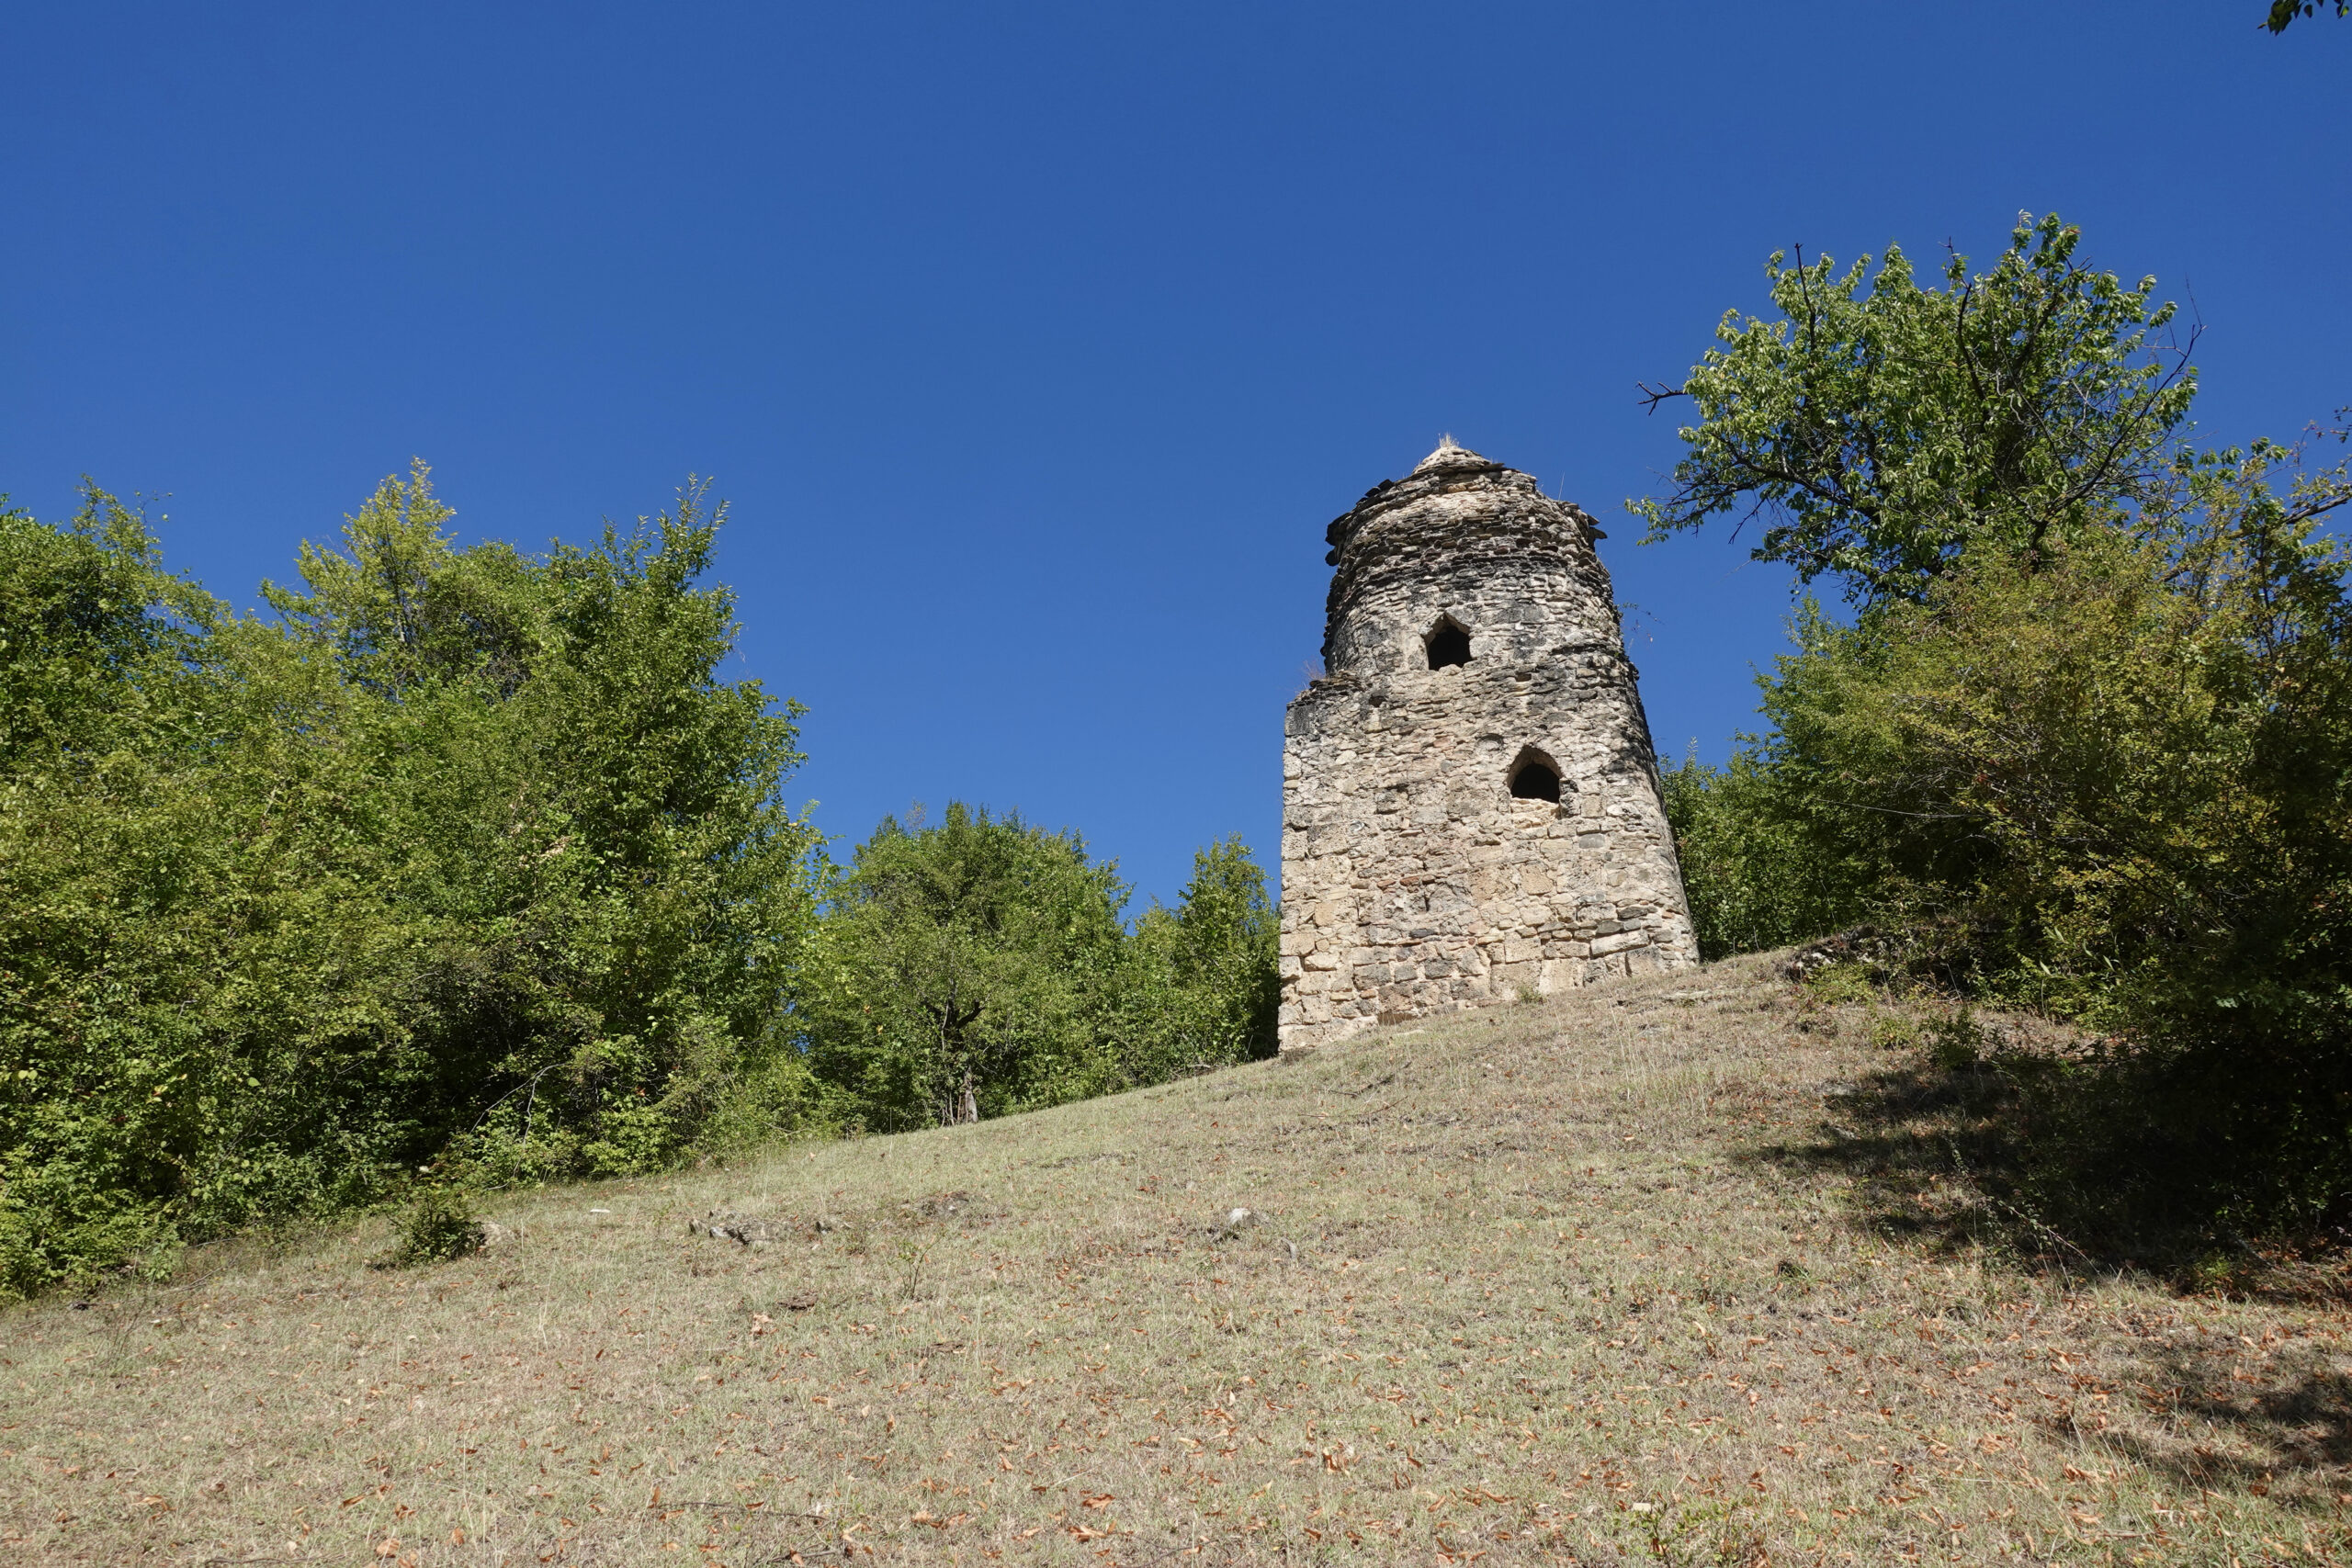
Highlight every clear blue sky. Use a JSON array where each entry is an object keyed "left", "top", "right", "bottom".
[{"left": 5, "top": 3, "right": 2345, "bottom": 908}]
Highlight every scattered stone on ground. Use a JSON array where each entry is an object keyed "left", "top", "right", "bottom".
[{"left": 695, "top": 1210, "right": 775, "bottom": 1246}]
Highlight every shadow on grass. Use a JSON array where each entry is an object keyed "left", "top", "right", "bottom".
[
  {"left": 1758, "top": 1030, "right": 2352, "bottom": 1297},
  {"left": 2104, "top": 1338, "right": 2352, "bottom": 1493},
  {"left": 1755, "top": 1051, "right": 2037, "bottom": 1261},
  {"left": 1751, "top": 1033, "right": 2352, "bottom": 1495}
]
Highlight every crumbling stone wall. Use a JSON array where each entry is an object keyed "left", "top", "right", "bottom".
[{"left": 1278, "top": 440, "right": 1699, "bottom": 1049}]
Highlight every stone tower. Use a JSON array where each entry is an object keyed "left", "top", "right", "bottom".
[{"left": 1278, "top": 439, "right": 1699, "bottom": 1049}]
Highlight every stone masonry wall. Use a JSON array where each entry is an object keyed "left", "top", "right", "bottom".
[{"left": 1277, "top": 442, "right": 1699, "bottom": 1049}]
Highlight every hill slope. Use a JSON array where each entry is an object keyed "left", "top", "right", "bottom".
[{"left": 6, "top": 954, "right": 2348, "bottom": 1564}]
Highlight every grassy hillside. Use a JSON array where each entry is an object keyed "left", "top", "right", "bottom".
[{"left": 6, "top": 954, "right": 2347, "bottom": 1565}]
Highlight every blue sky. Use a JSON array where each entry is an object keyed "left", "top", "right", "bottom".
[{"left": 5, "top": 3, "right": 2346, "bottom": 908}]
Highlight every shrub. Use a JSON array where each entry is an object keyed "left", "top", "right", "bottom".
[
  {"left": 378, "top": 1187, "right": 485, "bottom": 1269},
  {"left": 0, "top": 470, "right": 821, "bottom": 1298},
  {"left": 802, "top": 811, "right": 1279, "bottom": 1131},
  {"left": 1661, "top": 747, "right": 1870, "bottom": 960},
  {"left": 1639, "top": 213, "right": 2352, "bottom": 1246}
]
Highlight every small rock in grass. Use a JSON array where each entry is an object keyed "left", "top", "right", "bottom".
[
  {"left": 913, "top": 1190, "right": 976, "bottom": 1220},
  {"left": 700, "top": 1210, "right": 775, "bottom": 1246}
]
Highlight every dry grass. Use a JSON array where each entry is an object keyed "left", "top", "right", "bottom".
[{"left": 7, "top": 953, "right": 2352, "bottom": 1565}]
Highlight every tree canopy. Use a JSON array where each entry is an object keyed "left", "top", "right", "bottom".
[
  {"left": 1644, "top": 214, "right": 2352, "bottom": 1253},
  {"left": 1632, "top": 214, "right": 2196, "bottom": 607},
  {"left": 0, "top": 469, "right": 826, "bottom": 1293},
  {"left": 803, "top": 809, "right": 1276, "bottom": 1133}
]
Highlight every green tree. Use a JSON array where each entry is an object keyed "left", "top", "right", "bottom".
[
  {"left": 0, "top": 468, "right": 822, "bottom": 1297},
  {"left": 1, "top": 487, "right": 420, "bottom": 1289},
  {"left": 0, "top": 459, "right": 1274, "bottom": 1296},
  {"left": 1632, "top": 214, "right": 2196, "bottom": 607},
  {"left": 1658, "top": 743, "right": 1869, "bottom": 960},
  {"left": 1638, "top": 216, "right": 2352, "bottom": 1245},
  {"left": 803, "top": 805, "right": 1130, "bottom": 1130},
  {"left": 1742, "top": 431, "right": 2352, "bottom": 1240},
  {"left": 802, "top": 815, "right": 1281, "bottom": 1131},
  {"left": 1115, "top": 836, "right": 1281, "bottom": 1080},
  {"left": 0, "top": 487, "right": 219, "bottom": 770},
  {"left": 261, "top": 467, "right": 828, "bottom": 1180}
]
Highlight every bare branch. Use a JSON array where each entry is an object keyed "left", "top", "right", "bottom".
[{"left": 1634, "top": 381, "right": 1687, "bottom": 415}]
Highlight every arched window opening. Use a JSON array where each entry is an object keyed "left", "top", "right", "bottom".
[
  {"left": 1508, "top": 748, "right": 1562, "bottom": 803},
  {"left": 1425, "top": 618, "right": 1472, "bottom": 670}
]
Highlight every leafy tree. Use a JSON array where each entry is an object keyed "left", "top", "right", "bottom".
[
  {"left": 262, "top": 467, "right": 829, "bottom": 1179},
  {"left": 803, "top": 805, "right": 1130, "bottom": 1130},
  {"left": 1632, "top": 214, "right": 2196, "bottom": 607},
  {"left": 802, "top": 813, "right": 1280, "bottom": 1132},
  {"left": 0, "top": 488, "right": 219, "bottom": 769},
  {"left": 1115, "top": 837, "right": 1281, "bottom": 1080},
  {"left": 1658, "top": 743, "right": 1869, "bottom": 960},
  {"left": 0, "top": 469, "right": 822, "bottom": 1296},
  {"left": 1640, "top": 215, "right": 2352, "bottom": 1246},
  {"left": 0, "top": 459, "right": 1274, "bottom": 1297},
  {"left": 1745, "top": 430, "right": 2352, "bottom": 1242}
]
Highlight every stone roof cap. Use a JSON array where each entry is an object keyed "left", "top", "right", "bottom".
[
  {"left": 1323, "top": 437, "right": 1527, "bottom": 552},
  {"left": 1411, "top": 436, "right": 1497, "bottom": 475}
]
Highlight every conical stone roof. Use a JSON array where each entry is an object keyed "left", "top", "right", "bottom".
[{"left": 1410, "top": 436, "right": 1497, "bottom": 475}]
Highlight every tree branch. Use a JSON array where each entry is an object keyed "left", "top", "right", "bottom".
[{"left": 1635, "top": 381, "right": 1687, "bottom": 415}]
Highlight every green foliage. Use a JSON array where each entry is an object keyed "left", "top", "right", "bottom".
[
  {"left": 0, "top": 463, "right": 1273, "bottom": 1296},
  {"left": 2267, "top": 1, "right": 2348, "bottom": 32},
  {"left": 1645, "top": 214, "right": 2352, "bottom": 1248},
  {"left": 1632, "top": 214, "right": 2195, "bottom": 607},
  {"left": 1800, "top": 963, "right": 1880, "bottom": 1011},
  {"left": 0, "top": 468, "right": 822, "bottom": 1298},
  {"left": 1746, "top": 433, "right": 2352, "bottom": 995},
  {"left": 804, "top": 811, "right": 1277, "bottom": 1132},
  {"left": 1755, "top": 433, "right": 2352, "bottom": 1238},
  {"left": 378, "top": 1186, "right": 485, "bottom": 1269},
  {"left": 804, "top": 805, "right": 1128, "bottom": 1129},
  {"left": 1114, "top": 837, "right": 1281, "bottom": 1080},
  {"left": 1659, "top": 743, "right": 1869, "bottom": 959}
]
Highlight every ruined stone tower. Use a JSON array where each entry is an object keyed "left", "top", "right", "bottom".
[{"left": 1277, "top": 439, "right": 1699, "bottom": 1049}]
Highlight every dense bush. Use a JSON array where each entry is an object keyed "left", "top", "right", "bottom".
[
  {"left": 1658, "top": 746, "right": 1868, "bottom": 961},
  {"left": 0, "top": 468, "right": 823, "bottom": 1296},
  {"left": 1748, "top": 455, "right": 2352, "bottom": 1242},
  {"left": 377, "top": 1186, "right": 486, "bottom": 1269},
  {"left": 803, "top": 808, "right": 1276, "bottom": 1132},
  {"left": 1645, "top": 214, "right": 2352, "bottom": 1248},
  {"left": 1114, "top": 836, "right": 1283, "bottom": 1083}
]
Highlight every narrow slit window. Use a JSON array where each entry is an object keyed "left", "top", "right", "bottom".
[
  {"left": 1509, "top": 756, "right": 1562, "bottom": 802},
  {"left": 1426, "top": 619, "right": 1471, "bottom": 670}
]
